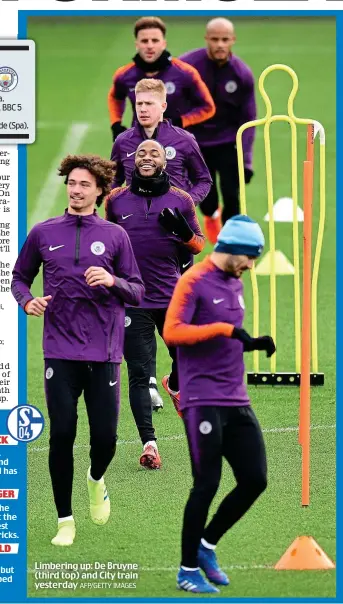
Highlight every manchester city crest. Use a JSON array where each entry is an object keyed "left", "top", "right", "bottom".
[
  {"left": 225, "top": 80, "right": 238, "bottom": 94},
  {"left": 165, "top": 82, "right": 176, "bottom": 95},
  {"left": 0, "top": 67, "right": 18, "bottom": 92},
  {"left": 91, "top": 241, "right": 105, "bottom": 256},
  {"left": 165, "top": 146, "right": 176, "bottom": 160}
]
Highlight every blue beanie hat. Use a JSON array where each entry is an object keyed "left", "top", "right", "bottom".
[{"left": 214, "top": 215, "right": 265, "bottom": 257}]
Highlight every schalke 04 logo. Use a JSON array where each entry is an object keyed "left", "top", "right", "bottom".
[
  {"left": 0, "top": 67, "right": 19, "bottom": 92},
  {"left": 7, "top": 405, "right": 44, "bottom": 443}
]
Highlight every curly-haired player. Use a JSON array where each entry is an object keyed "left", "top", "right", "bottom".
[{"left": 11, "top": 154, "right": 145, "bottom": 546}]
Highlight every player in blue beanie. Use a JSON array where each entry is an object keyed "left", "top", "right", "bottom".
[{"left": 164, "top": 214, "right": 275, "bottom": 593}]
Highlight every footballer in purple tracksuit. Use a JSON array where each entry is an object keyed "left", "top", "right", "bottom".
[
  {"left": 111, "top": 119, "right": 211, "bottom": 208},
  {"left": 180, "top": 18, "right": 257, "bottom": 243},
  {"left": 111, "top": 79, "right": 212, "bottom": 410},
  {"left": 164, "top": 216, "right": 275, "bottom": 594},
  {"left": 11, "top": 155, "right": 144, "bottom": 547},
  {"left": 106, "top": 139, "right": 205, "bottom": 470},
  {"left": 108, "top": 17, "right": 215, "bottom": 141}
]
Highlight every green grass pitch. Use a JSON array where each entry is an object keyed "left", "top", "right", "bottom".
[{"left": 26, "top": 16, "right": 335, "bottom": 599}]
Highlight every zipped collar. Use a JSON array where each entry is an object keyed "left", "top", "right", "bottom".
[
  {"left": 132, "top": 119, "right": 172, "bottom": 140},
  {"left": 63, "top": 209, "right": 100, "bottom": 224}
]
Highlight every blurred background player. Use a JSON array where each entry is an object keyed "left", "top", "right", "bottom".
[
  {"left": 11, "top": 155, "right": 144, "bottom": 546},
  {"left": 111, "top": 78, "right": 212, "bottom": 410},
  {"left": 106, "top": 139, "right": 205, "bottom": 470},
  {"left": 180, "top": 18, "right": 257, "bottom": 243},
  {"left": 164, "top": 215, "right": 275, "bottom": 593},
  {"left": 108, "top": 16, "right": 215, "bottom": 142}
]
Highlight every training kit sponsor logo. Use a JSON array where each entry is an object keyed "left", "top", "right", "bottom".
[
  {"left": 126, "top": 151, "right": 136, "bottom": 157},
  {"left": 49, "top": 244, "right": 64, "bottom": 252},
  {"left": 225, "top": 80, "right": 238, "bottom": 93},
  {"left": 165, "top": 82, "right": 176, "bottom": 95},
  {"left": 165, "top": 146, "right": 176, "bottom": 160},
  {"left": 121, "top": 214, "right": 133, "bottom": 220},
  {"left": 45, "top": 367, "right": 53, "bottom": 380},
  {"left": 0, "top": 67, "right": 18, "bottom": 93},
  {"left": 91, "top": 241, "right": 105, "bottom": 256},
  {"left": 199, "top": 421, "right": 212, "bottom": 435},
  {"left": 124, "top": 316, "right": 131, "bottom": 328},
  {"left": 238, "top": 294, "right": 245, "bottom": 309},
  {"left": 213, "top": 298, "right": 224, "bottom": 305}
]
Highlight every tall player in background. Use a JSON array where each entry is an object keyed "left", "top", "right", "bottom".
[
  {"left": 107, "top": 16, "right": 215, "bottom": 142},
  {"left": 111, "top": 79, "right": 211, "bottom": 410},
  {"left": 180, "top": 18, "right": 257, "bottom": 244}
]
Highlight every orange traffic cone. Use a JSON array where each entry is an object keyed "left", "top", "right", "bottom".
[{"left": 275, "top": 536, "right": 335, "bottom": 570}]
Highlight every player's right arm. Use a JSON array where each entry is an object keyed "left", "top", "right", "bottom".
[
  {"left": 163, "top": 265, "right": 234, "bottom": 346},
  {"left": 107, "top": 63, "right": 134, "bottom": 141},
  {"left": 11, "top": 226, "right": 47, "bottom": 315},
  {"left": 164, "top": 263, "right": 276, "bottom": 356}
]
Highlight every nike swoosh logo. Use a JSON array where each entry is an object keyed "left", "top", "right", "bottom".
[
  {"left": 126, "top": 151, "right": 136, "bottom": 157},
  {"left": 182, "top": 261, "right": 191, "bottom": 269},
  {"left": 109, "top": 381, "right": 117, "bottom": 387},
  {"left": 122, "top": 214, "right": 133, "bottom": 220},
  {"left": 49, "top": 245, "right": 64, "bottom": 251},
  {"left": 213, "top": 298, "right": 225, "bottom": 304}
]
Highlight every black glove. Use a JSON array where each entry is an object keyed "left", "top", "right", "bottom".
[
  {"left": 232, "top": 327, "right": 276, "bottom": 357},
  {"left": 111, "top": 122, "right": 127, "bottom": 142},
  {"left": 244, "top": 168, "right": 254, "bottom": 184},
  {"left": 171, "top": 116, "right": 183, "bottom": 129},
  {"left": 158, "top": 207, "right": 194, "bottom": 242}
]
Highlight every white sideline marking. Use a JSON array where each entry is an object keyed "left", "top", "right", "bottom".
[
  {"left": 28, "top": 424, "right": 335, "bottom": 454},
  {"left": 29, "top": 123, "right": 90, "bottom": 228}
]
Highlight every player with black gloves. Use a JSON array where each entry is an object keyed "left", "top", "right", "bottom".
[
  {"left": 164, "top": 214, "right": 274, "bottom": 593},
  {"left": 106, "top": 139, "right": 205, "bottom": 470},
  {"left": 111, "top": 77, "right": 212, "bottom": 411}
]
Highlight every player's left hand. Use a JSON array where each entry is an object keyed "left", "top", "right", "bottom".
[
  {"left": 244, "top": 168, "right": 254, "bottom": 184},
  {"left": 232, "top": 328, "right": 276, "bottom": 357},
  {"left": 158, "top": 207, "right": 193, "bottom": 242},
  {"left": 84, "top": 266, "right": 115, "bottom": 288},
  {"left": 253, "top": 335, "right": 276, "bottom": 357}
]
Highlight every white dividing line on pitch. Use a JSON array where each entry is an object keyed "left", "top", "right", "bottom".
[
  {"left": 28, "top": 424, "right": 336, "bottom": 454},
  {"left": 29, "top": 122, "right": 90, "bottom": 228}
]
